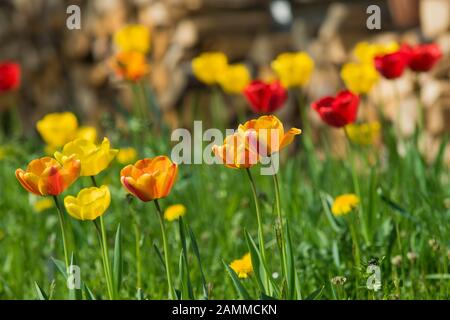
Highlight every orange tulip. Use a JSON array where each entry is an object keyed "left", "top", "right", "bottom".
[
  {"left": 16, "top": 156, "right": 80, "bottom": 196},
  {"left": 239, "top": 115, "right": 301, "bottom": 156},
  {"left": 120, "top": 156, "right": 178, "bottom": 202},
  {"left": 213, "top": 129, "right": 260, "bottom": 169}
]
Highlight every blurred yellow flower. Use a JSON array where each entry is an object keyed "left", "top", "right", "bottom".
[
  {"left": 0, "top": 146, "right": 5, "bottom": 160},
  {"left": 345, "top": 121, "right": 381, "bottom": 146},
  {"left": 36, "top": 112, "right": 78, "bottom": 148},
  {"left": 55, "top": 138, "right": 118, "bottom": 177},
  {"left": 341, "top": 62, "right": 379, "bottom": 95},
  {"left": 331, "top": 194, "right": 359, "bottom": 217},
  {"left": 164, "top": 204, "right": 186, "bottom": 222},
  {"left": 271, "top": 52, "right": 314, "bottom": 88},
  {"left": 76, "top": 126, "right": 97, "bottom": 143},
  {"left": 64, "top": 185, "right": 111, "bottom": 221},
  {"left": 33, "top": 198, "right": 54, "bottom": 213},
  {"left": 192, "top": 52, "right": 228, "bottom": 85},
  {"left": 230, "top": 253, "right": 253, "bottom": 278},
  {"left": 117, "top": 147, "right": 138, "bottom": 165},
  {"left": 114, "top": 24, "right": 150, "bottom": 54},
  {"left": 112, "top": 51, "right": 150, "bottom": 82},
  {"left": 353, "top": 41, "right": 399, "bottom": 64},
  {"left": 218, "top": 64, "right": 251, "bottom": 94}
]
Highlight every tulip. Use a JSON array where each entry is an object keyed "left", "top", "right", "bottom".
[
  {"left": 404, "top": 43, "right": 442, "bottom": 72},
  {"left": 36, "top": 112, "right": 79, "bottom": 148},
  {"left": 340, "top": 62, "right": 379, "bottom": 95},
  {"left": 212, "top": 129, "right": 260, "bottom": 169},
  {"left": 55, "top": 138, "right": 118, "bottom": 177},
  {"left": 345, "top": 121, "right": 381, "bottom": 146},
  {"left": 238, "top": 115, "right": 301, "bottom": 156},
  {"left": 353, "top": 41, "right": 399, "bottom": 64},
  {"left": 75, "top": 126, "right": 97, "bottom": 143},
  {"left": 117, "top": 147, "right": 138, "bottom": 165},
  {"left": 271, "top": 52, "right": 314, "bottom": 88},
  {"left": 192, "top": 52, "right": 228, "bottom": 85},
  {"left": 16, "top": 156, "right": 80, "bottom": 196},
  {"left": 64, "top": 185, "right": 111, "bottom": 221},
  {"left": 114, "top": 24, "right": 151, "bottom": 54},
  {"left": 217, "top": 63, "right": 251, "bottom": 94},
  {"left": 243, "top": 80, "right": 287, "bottom": 113},
  {"left": 0, "top": 61, "right": 20, "bottom": 93},
  {"left": 112, "top": 51, "right": 150, "bottom": 82},
  {"left": 120, "top": 156, "right": 178, "bottom": 202},
  {"left": 374, "top": 50, "right": 410, "bottom": 79},
  {"left": 312, "top": 90, "right": 359, "bottom": 128}
]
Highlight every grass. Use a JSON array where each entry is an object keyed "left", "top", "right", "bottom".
[{"left": 0, "top": 98, "right": 449, "bottom": 300}]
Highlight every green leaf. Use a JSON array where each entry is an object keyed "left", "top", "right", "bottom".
[
  {"left": 244, "top": 230, "right": 266, "bottom": 294},
  {"left": 320, "top": 192, "right": 342, "bottom": 233},
  {"left": 84, "top": 284, "right": 96, "bottom": 300},
  {"left": 113, "top": 224, "right": 123, "bottom": 295},
  {"left": 223, "top": 260, "right": 251, "bottom": 300},
  {"left": 51, "top": 257, "right": 67, "bottom": 279},
  {"left": 34, "top": 282, "right": 48, "bottom": 300},
  {"left": 153, "top": 243, "right": 166, "bottom": 271},
  {"left": 188, "top": 225, "right": 208, "bottom": 300},
  {"left": 179, "top": 218, "right": 194, "bottom": 299},
  {"left": 285, "top": 220, "right": 296, "bottom": 300},
  {"left": 305, "top": 286, "right": 324, "bottom": 300}
]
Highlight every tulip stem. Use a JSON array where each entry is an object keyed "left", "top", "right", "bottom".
[
  {"left": 245, "top": 168, "right": 269, "bottom": 291},
  {"left": 154, "top": 199, "right": 176, "bottom": 299},
  {"left": 93, "top": 218, "right": 115, "bottom": 300},
  {"left": 52, "top": 196, "right": 70, "bottom": 269}
]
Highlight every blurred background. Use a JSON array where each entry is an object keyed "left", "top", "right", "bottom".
[{"left": 0, "top": 0, "right": 449, "bottom": 163}]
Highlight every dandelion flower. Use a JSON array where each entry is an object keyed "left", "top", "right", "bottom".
[
  {"left": 331, "top": 194, "right": 359, "bottom": 216},
  {"left": 164, "top": 204, "right": 186, "bottom": 222},
  {"left": 230, "top": 253, "right": 253, "bottom": 278}
]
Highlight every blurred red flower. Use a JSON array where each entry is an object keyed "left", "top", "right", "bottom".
[
  {"left": 243, "top": 80, "right": 287, "bottom": 113},
  {"left": 403, "top": 43, "right": 442, "bottom": 72},
  {"left": 312, "top": 90, "right": 359, "bottom": 128},
  {"left": 0, "top": 61, "right": 21, "bottom": 93},
  {"left": 374, "top": 50, "right": 410, "bottom": 79}
]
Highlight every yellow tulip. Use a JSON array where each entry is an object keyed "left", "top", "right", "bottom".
[
  {"left": 114, "top": 24, "right": 151, "bottom": 54},
  {"left": 64, "top": 185, "right": 111, "bottom": 221},
  {"left": 54, "top": 138, "right": 118, "bottom": 177},
  {"left": 218, "top": 64, "right": 251, "bottom": 94},
  {"left": 271, "top": 52, "right": 314, "bottom": 88},
  {"left": 331, "top": 194, "right": 359, "bottom": 217},
  {"left": 117, "top": 147, "right": 138, "bottom": 165},
  {"left": 345, "top": 121, "right": 381, "bottom": 146},
  {"left": 36, "top": 112, "right": 78, "bottom": 148},
  {"left": 112, "top": 51, "right": 150, "bottom": 82},
  {"left": 164, "top": 204, "right": 186, "bottom": 222},
  {"left": 75, "top": 126, "right": 97, "bottom": 143},
  {"left": 230, "top": 253, "right": 253, "bottom": 278},
  {"left": 353, "top": 41, "right": 399, "bottom": 64},
  {"left": 341, "top": 62, "right": 379, "bottom": 95},
  {"left": 192, "top": 52, "right": 228, "bottom": 85}
]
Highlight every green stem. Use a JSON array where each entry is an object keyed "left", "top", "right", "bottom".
[
  {"left": 134, "top": 222, "right": 142, "bottom": 289},
  {"left": 52, "top": 196, "right": 70, "bottom": 269},
  {"left": 93, "top": 218, "right": 114, "bottom": 300},
  {"left": 154, "top": 199, "right": 175, "bottom": 299},
  {"left": 245, "top": 168, "right": 269, "bottom": 290}
]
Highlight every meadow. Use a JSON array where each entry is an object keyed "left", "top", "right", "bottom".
[{"left": 0, "top": 26, "right": 448, "bottom": 300}]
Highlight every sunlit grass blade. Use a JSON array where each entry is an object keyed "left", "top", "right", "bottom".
[
  {"left": 244, "top": 229, "right": 267, "bottom": 294},
  {"left": 187, "top": 225, "right": 208, "bottom": 300},
  {"left": 285, "top": 220, "right": 296, "bottom": 300},
  {"left": 179, "top": 217, "right": 194, "bottom": 299},
  {"left": 84, "top": 284, "right": 96, "bottom": 300},
  {"left": 113, "top": 223, "right": 123, "bottom": 297},
  {"left": 34, "top": 282, "right": 48, "bottom": 300},
  {"left": 304, "top": 286, "right": 324, "bottom": 300}
]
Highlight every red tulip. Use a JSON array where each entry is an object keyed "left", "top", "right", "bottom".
[
  {"left": 374, "top": 50, "right": 410, "bottom": 79},
  {"left": 405, "top": 43, "right": 442, "bottom": 72},
  {"left": 312, "top": 90, "right": 359, "bottom": 128},
  {"left": 0, "top": 62, "right": 21, "bottom": 93},
  {"left": 243, "top": 80, "right": 287, "bottom": 113}
]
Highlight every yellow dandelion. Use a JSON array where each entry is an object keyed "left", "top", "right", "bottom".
[
  {"left": 230, "top": 253, "right": 253, "bottom": 278},
  {"left": 331, "top": 194, "right": 359, "bottom": 217},
  {"left": 33, "top": 198, "right": 54, "bottom": 213},
  {"left": 117, "top": 147, "right": 138, "bottom": 165},
  {"left": 164, "top": 204, "right": 186, "bottom": 222}
]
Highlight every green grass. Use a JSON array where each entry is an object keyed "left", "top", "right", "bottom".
[{"left": 0, "top": 110, "right": 449, "bottom": 300}]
